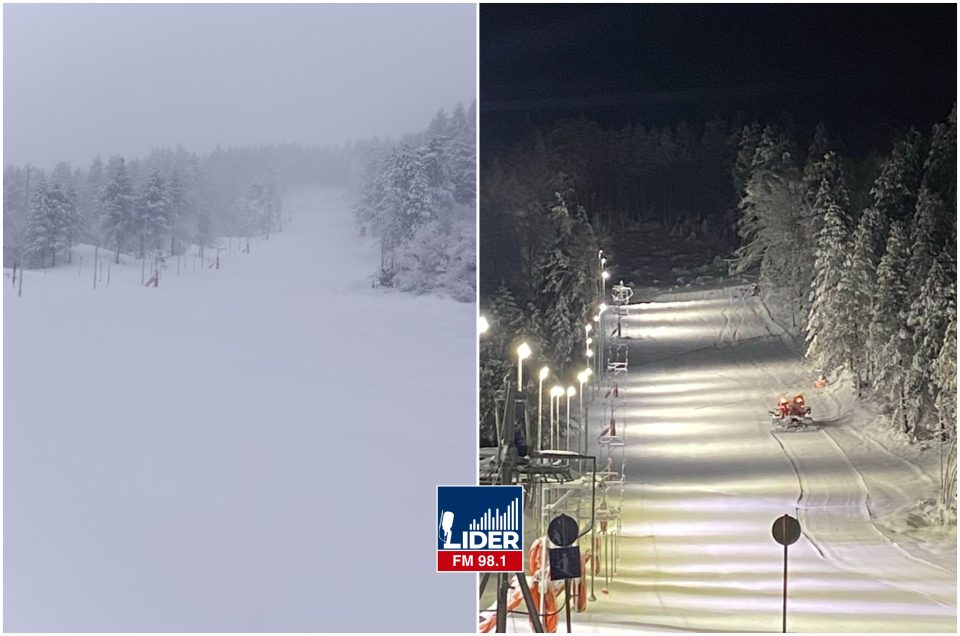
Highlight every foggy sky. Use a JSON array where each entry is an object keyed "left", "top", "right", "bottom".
[{"left": 4, "top": 3, "right": 476, "bottom": 169}]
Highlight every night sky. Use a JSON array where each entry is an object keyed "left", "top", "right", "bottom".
[{"left": 481, "top": 4, "right": 957, "bottom": 156}]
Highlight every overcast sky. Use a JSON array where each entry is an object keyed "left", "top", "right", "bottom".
[{"left": 4, "top": 3, "right": 476, "bottom": 169}]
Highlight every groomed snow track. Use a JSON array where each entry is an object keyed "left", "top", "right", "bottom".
[{"left": 564, "top": 286, "right": 956, "bottom": 632}]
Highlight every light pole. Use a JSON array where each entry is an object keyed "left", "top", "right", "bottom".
[
  {"left": 577, "top": 370, "right": 589, "bottom": 453},
  {"left": 598, "top": 304, "right": 608, "bottom": 380},
  {"left": 550, "top": 385, "right": 564, "bottom": 448},
  {"left": 566, "top": 386, "right": 576, "bottom": 450},
  {"left": 602, "top": 269, "right": 610, "bottom": 299},
  {"left": 516, "top": 342, "right": 532, "bottom": 392},
  {"left": 537, "top": 366, "right": 549, "bottom": 452},
  {"left": 593, "top": 313, "right": 601, "bottom": 381}
]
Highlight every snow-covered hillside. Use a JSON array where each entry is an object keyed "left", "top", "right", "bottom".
[
  {"left": 510, "top": 286, "right": 956, "bottom": 632},
  {"left": 4, "top": 186, "right": 476, "bottom": 631}
]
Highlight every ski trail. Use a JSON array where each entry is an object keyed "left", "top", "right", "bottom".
[{"left": 777, "top": 431, "right": 955, "bottom": 606}]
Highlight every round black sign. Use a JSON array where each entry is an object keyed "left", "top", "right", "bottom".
[
  {"left": 772, "top": 514, "right": 801, "bottom": 546},
  {"left": 548, "top": 514, "right": 579, "bottom": 547}
]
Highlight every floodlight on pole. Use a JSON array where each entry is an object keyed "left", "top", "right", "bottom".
[
  {"left": 566, "top": 386, "right": 576, "bottom": 450},
  {"left": 478, "top": 316, "right": 489, "bottom": 336},
  {"left": 537, "top": 366, "right": 549, "bottom": 451},
  {"left": 516, "top": 342, "right": 532, "bottom": 391},
  {"left": 577, "top": 372, "right": 588, "bottom": 454},
  {"left": 550, "top": 385, "right": 564, "bottom": 447}
]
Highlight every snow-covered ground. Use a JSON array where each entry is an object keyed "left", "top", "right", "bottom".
[
  {"left": 4, "top": 186, "right": 477, "bottom": 631},
  {"left": 506, "top": 285, "right": 956, "bottom": 632}
]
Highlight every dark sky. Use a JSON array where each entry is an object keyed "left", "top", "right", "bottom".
[{"left": 481, "top": 4, "right": 956, "bottom": 155}]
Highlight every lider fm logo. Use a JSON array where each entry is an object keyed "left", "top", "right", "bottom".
[{"left": 436, "top": 485, "right": 524, "bottom": 572}]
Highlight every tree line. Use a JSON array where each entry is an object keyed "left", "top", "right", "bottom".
[
  {"left": 354, "top": 101, "right": 476, "bottom": 302},
  {"left": 4, "top": 143, "right": 366, "bottom": 269}
]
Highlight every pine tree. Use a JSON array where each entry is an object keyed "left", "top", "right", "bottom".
[
  {"left": 44, "top": 179, "right": 81, "bottom": 266},
  {"left": 922, "top": 104, "right": 957, "bottom": 216},
  {"left": 805, "top": 175, "right": 852, "bottom": 374},
  {"left": 101, "top": 157, "right": 135, "bottom": 263},
  {"left": 904, "top": 254, "right": 955, "bottom": 437},
  {"left": 732, "top": 122, "right": 762, "bottom": 197},
  {"left": 839, "top": 207, "right": 889, "bottom": 385},
  {"left": 22, "top": 174, "right": 52, "bottom": 268},
  {"left": 137, "top": 168, "right": 172, "bottom": 257},
  {"left": 870, "top": 128, "right": 925, "bottom": 222},
  {"left": 906, "top": 185, "right": 947, "bottom": 294},
  {"left": 735, "top": 125, "right": 801, "bottom": 283},
  {"left": 167, "top": 167, "right": 188, "bottom": 251},
  {"left": 932, "top": 305, "right": 957, "bottom": 515},
  {"left": 534, "top": 194, "right": 593, "bottom": 372},
  {"left": 870, "top": 221, "right": 912, "bottom": 432}
]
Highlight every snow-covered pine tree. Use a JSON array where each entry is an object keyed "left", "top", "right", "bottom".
[
  {"left": 732, "top": 122, "right": 763, "bottom": 198},
  {"left": 101, "top": 157, "right": 135, "bottom": 263},
  {"left": 805, "top": 173, "right": 853, "bottom": 375},
  {"left": 904, "top": 254, "right": 955, "bottom": 437},
  {"left": 906, "top": 185, "right": 947, "bottom": 295},
  {"left": 534, "top": 194, "right": 592, "bottom": 373},
  {"left": 870, "top": 221, "right": 912, "bottom": 432},
  {"left": 80, "top": 157, "right": 105, "bottom": 242},
  {"left": 236, "top": 179, "right": 271, "bottom": 239},
  {"left": 922, "top": 104, "right": 957, "bottom": 218},
  {"left": 137, "top": 169, "right": 172, "bottom": 257},
  {"left": 932, "top": 303, "right": 957, "bottom": 518},
  {"left": 167, "top": 167, "right": 188, "bottom": 252},
  {"left": 870, "top": 128, "right": 925, "bottom": 223},
  {"left": 426, "top": 108, "right": 449, "bottom": 137},
  {"left": 44, "top": 179, "right": 81, "bottom": 266},
  {"left": 22, "top": 173, "right": 52, "bottom": 268},
  {"left": 839, "top": 206, "right": 889, "bottom": 386}
]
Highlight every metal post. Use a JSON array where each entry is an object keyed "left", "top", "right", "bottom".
[
  {"left": 496, "top": 573, "right": 508, "bottom": 633},
  {"left": 782, "top": 543, "right": 788, "bottom": 633},
  {"left": 564, "top": 579, "right": 572, "bottom": 633},
  {"left": 538, "top": 379, "right": 544, "bottom": 453},
  {"left": 517, "top": 573, "right": 545, "bottom": 633}
]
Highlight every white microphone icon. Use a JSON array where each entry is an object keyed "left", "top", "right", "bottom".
[{"left": 439, "top": 510, "right": 458, "bottom": 548}]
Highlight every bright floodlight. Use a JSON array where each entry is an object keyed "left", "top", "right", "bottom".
[
  {"left": 577, "top": 371, "right": 588, "bottom": 384},
  {"left": 539, "top": 366, "right": 550, "bottom": 380},
  {"left": 566, "top": 386, "right": 576, "bottom": 397},
  {"left": 584, "top": 368, "right": 593, "bottom": 377},
  {"left": 601, "top": 270, "right": 610, "bottom": 280},
  {"left": 598, "top": 249, "right": 603, "bottom": 258},
  {"left": 550, "top": 385, "right": 565, "bottom": 398},
  {"left": 585, "top": 324, "right": 592, "bottom": 334},
  {"left": 478, "top": 316, "right": 489, "bottom": 335},
  {"left": 593, "top": 315, "right": 600, "bottom": 322},
  {"left": 516, "top": 342, "right": 532, "bottom": 360},
  {"left": 601, "top": 257, "right": 607, "bottom": 266},
  {"left": 586, "top": 337, "right": 593, "bottom": 345},
  {"left": 599, "top": 303, "right": 608, "bottom": 313},
  {"left": 586, "top": 348, "right": 594, "bottom": 358}
]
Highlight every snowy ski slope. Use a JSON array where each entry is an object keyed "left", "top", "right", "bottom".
[
  {"left": 4, "top": 186, "right": 476, "bottom": 631},
  {"left": 512, "top": 288, "right": 956, "bottom": 632}
]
